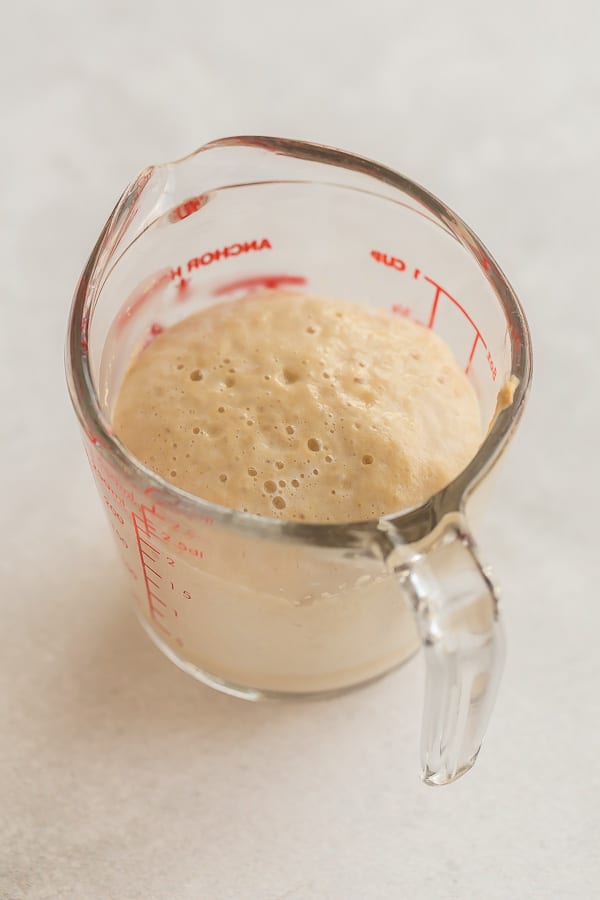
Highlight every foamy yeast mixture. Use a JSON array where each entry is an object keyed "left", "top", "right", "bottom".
[{"left": 113, "top": 291, "right": 482, "bottom": 522}]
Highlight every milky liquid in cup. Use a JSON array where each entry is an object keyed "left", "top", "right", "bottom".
[{"left": 112, "top": 290, "right": 482, "bottom": 692}]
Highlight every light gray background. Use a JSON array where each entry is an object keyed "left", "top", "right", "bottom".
[{"left": 2, "top": 2, "right": 598, "bottom": 898}]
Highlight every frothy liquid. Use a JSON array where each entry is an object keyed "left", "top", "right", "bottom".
[
  {"left": 111, "top": 291, "right": 482, "bottom": 694},
  {"left": 114, "top": 291, "right": 481, "bottom": 521}
]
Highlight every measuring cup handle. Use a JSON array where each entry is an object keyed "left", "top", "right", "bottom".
[{"left": 390, "top": 517, "right": 505, "bottom": 785}]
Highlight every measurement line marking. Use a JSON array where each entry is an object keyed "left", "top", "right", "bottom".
[
  {"left": 132, "top": 510, "right": 171, "bottom": 636},
  {"left": 134, "top": 526, "right": 158, "bottom": 539},
  {"left": 141, "top": 550, "right": 158, "bottom": 565},
  {"left": 145, "top": 565, "right": 161, "bottom": 578},
  {"left": 150, "top": 594, "right": 167, "bottom": 608},
  {"left": 427, "top": 283, "right": 442, "bottom": 329},
  {"left": 424, "top": 276, "right": 487, "bottom": 349},
  {"left": 138, "top": 537, "right": 160, "bottom": 554},
  {"left": 465, "top": 333, "right": 481, "bottom": 375}
]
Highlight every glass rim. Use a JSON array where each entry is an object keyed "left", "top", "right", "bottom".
[{"left": 66, "top": 134, "right": 533, "bottom": 549}]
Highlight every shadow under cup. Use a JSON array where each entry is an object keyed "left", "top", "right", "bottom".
[{"left": 67, "top": 136, "right": 532, "bottom": 783}]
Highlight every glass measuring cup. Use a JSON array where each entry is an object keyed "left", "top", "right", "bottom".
[{"left": 66, "top": 136, "right": 532, "bottom": 785}]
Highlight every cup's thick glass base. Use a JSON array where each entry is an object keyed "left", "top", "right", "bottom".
[
  {"left": 137, "top": 611, "right": 420, "bottom": 701},
  {"left": 422, "top": 753, "right": 480, "bottom": 787}
]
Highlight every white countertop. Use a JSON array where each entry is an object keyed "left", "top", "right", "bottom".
[{"left": 2, "top": 2, "right": 599, "bottom": 897}]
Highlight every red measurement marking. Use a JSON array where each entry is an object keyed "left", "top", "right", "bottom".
[
  {"left": 465, "top": 333, "right": 481, "bottom": 375},
  {"left": 111, "top": 525, "right": 129, "bottom": 551},
  {"left": 175, "top": 277, "right": 191, "bottom": 300},
  {"left": 141, "top": 552, "right": 158, "bottom": 568},
  {"left": 89, "top": 460, "right": 133, "bottom": 507},
  {"left": 84, "top": 428, "right": 106, "bottom": 449},
  {"left": 214, "top": 274, "right": 307, "bottom": 296},
  {"left": 423, "top": 276, "right": 486, "bottom": 346},
  {"left": 426, "top": 282, "right": 442, "bottom": 329},
  {"left": 132, "top": 510, "right": 171, "bottom": 636},
  {"left": 139, "top": 500, "right": 164, "bottom": 521},
  {"left": 391, "top": 304, "right": 425, "bottom": 326},
  {"left": 168, "top": 195, "right": 208, "bottom": 223},
  {"left": 371, "top": 249, "right": 499, "bottom": 379},
  {"left": 423, "top": 277, "right": 500, "bottom": 379},
  {"left": 143, "top": 322, "right": 166, "bottom": 349},
  {"left": 104, "top": 496, "right": 125, "bottom": 524},
  {"left": 486, "top": 349, "right": 497, "bottom": 380},
  {"left": 135, "top": 516, "right": 157, "bottom": 536},
  {"left": 142, "top": 486, "right": 215, "bottom": 528},
  {"left": 89, "top": 455, "right": 135, "bottom": 503},
  {"left": 138, "top": 537, "right": 159, "bottom": 554}
]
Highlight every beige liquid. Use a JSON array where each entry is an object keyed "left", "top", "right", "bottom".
[
  {"left": 112, "top": 291, "right": 482, "bottom": 693},
  {"left": 114, "top": 291, "right": 481, "bottom": 521}
]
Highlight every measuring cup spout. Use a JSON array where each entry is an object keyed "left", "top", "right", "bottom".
[
  {"left": 380, "top": 514, "right": 506, "bottom": 785},
  {"left": 91, "top": 143, "right": 243, "bottom": 282},
  {"left": 91, "top": 165, "right": 175, "bottom": 279}
]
